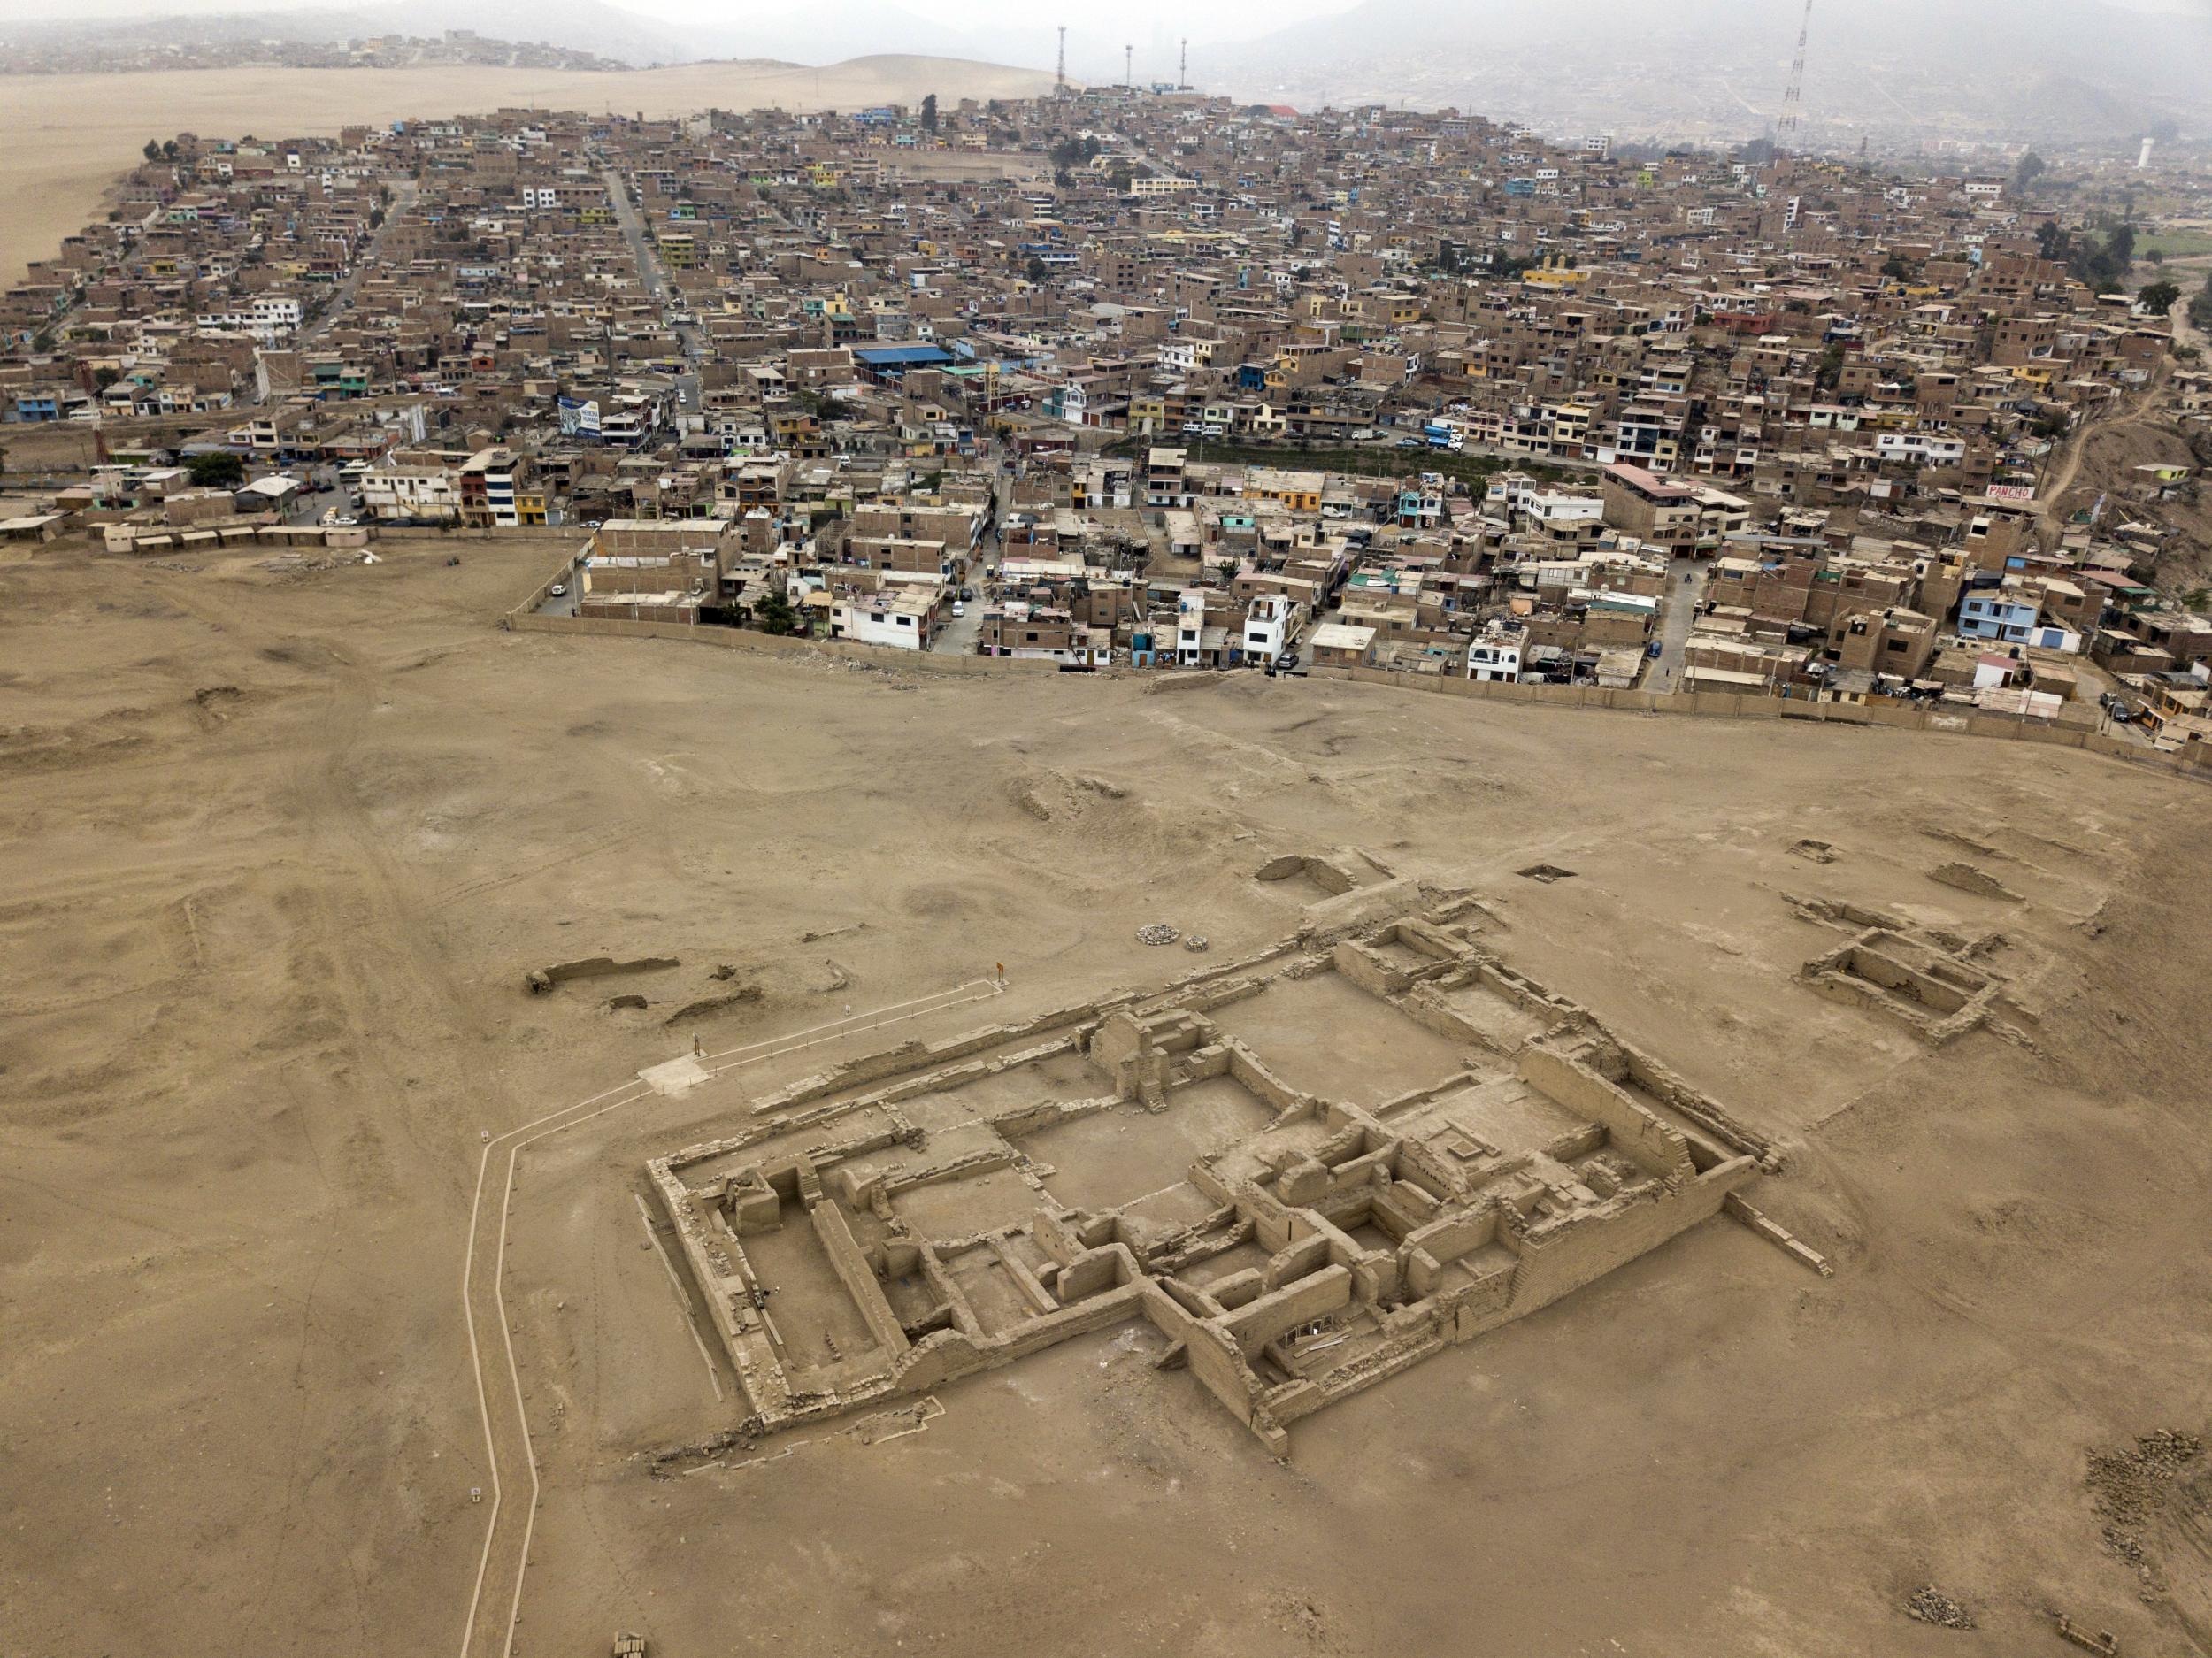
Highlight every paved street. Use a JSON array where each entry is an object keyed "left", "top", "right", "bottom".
[
  {"left": 1645, "top": 555, "right": 1709, "bottom": 694},
  {"left": 929, "top": 599, "right": 982, "bottom": 655},
  {"left": 597, "top": 162, "right": 703, "bottom": 412},
  {"left": 296, "top": 181, "right": 417, "bottom": 356}
]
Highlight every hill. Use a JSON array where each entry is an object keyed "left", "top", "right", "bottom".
[{"left": 1211, "top": 0, "right": 2212, "bottom": 145}]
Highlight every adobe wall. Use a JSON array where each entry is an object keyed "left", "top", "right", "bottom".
[
  {"left": 1219, "top": 1263, "right": 1354, "bottom": 1356},
  {"left": 505, "top": 610, "right": 1061, "bottom": 677},
  {"left": 892, "top": 1278, "right": 1148, "bottom": 1393},
  {"left": 1516, "top": 1046, "right": 1694, "bottom": 1180},
  {"left": 810, "top": 1200, "right": 910, "bottom": 1358},
  {"left": 1304, "top": 664, "right": 2210, "bottom": 785},
  {"left": 1507, "top": 1161, "right": 1752, "bottom": 1312}
]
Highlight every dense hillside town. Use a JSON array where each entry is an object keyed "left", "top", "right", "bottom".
[{"left": 4, "top": 84, "right": 2208, "bottom": 740}]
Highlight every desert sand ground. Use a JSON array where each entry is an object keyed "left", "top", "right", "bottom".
[
  {"left": 0, "top": 56, "right": 1056, "bottom": 288},
  {"left": 4, "top": 533, "right": 2208, "bottom": 1657}
]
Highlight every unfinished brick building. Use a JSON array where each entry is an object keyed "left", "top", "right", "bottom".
[{"left": 649, "top": 900, "right": 1785, "bottom": 1456}]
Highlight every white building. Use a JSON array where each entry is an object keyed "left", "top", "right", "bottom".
[
  {"left": 1240, "top": 594, "right": 1294, "bottom": 666},
  {"left": 1468, "top": 635, "right": 1523, "bottom": 682},
  {"left": 1176, "top": 589, "right": 1212, "bottom": 667},
  {"left": 359, "top": 462, "right": 460, "bottom": 522},
  {"left": 1876, "top": 432, "right": 1968, "bottom": 467},
  {"left": 829, "top": 587, "right": 937, "bottom": 650}
]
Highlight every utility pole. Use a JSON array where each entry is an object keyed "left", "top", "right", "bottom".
[
  {"left": 1772, "top": 0, "right": 1813, "bottom": 160},
  {"left": 1055, "top": 26, "right": 1065, "bottom": 96}
]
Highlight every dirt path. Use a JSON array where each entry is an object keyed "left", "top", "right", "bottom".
[{"left": 2039, "top": 381, "right": 2167, "bottom": 530}]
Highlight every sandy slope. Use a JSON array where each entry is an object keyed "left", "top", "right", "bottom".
[
  {"left": 0, "top": 55, "right": 1055, "bottom": 288},
  {"left": 3, "top": 533, "right": 2208, "bottom": 1658}
]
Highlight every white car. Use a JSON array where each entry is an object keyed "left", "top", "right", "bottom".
[
  {"left": 549, "top": 583, "right": 567, "bottom": 598},
  {"left": 951, "top": 602, "right": 965, "bottom": 618}
]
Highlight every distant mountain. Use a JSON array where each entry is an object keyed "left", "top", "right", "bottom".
[
  {"left": 0, "top": 0, "right": 1056, "bottom": 70},
  {"left": 1208, "top": 0, "right": 2212, "bottom": 143},
  {"left": 0, "top": 0, "right": 694, "bottom": 64},
  {"left": 677, "top": 1, "right": 972, "bottom": 66}
]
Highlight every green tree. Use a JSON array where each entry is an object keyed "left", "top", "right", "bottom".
[
  {"left": 2137, "top": 280, "right": 2181, "bottom": 317},
  {"left": 161, "top": 140, "right": 179, "bottom": 161},
  {"left": 188, "top": 451, "right": 245, "bottom": 488},
  {"left": 2008, "top": 150, "right": 2046, "bottom": 196},
  {"left": 1024, "top": 254, "right": 1048, "bottom": 283},
  {"left": 753, "top": 588, "right": 800, "bottom": 635},
  {"left": 142, "top": 139, "right": 161, "bottom": 162},
  {"left": 920, "top": 93, "right": 938, "bottom": 133},
  {"left": 94, "top": 366, "right": 122, "bottom": 390}
]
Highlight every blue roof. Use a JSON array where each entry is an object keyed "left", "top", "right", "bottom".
[{"left": 855, "top": 345, "right": 953, "bottom": 367}]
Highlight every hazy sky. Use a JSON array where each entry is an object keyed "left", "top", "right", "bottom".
[
  {"left": 0, "top": 0, "right": 1363, "bottom": 31},
  {"left": 3, "top": 0, "right": 2203, "bottom": 41}
]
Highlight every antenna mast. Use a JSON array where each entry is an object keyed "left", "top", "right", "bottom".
[
  {"left": 1179, "top": 38, "right": 1187, "bottom": 88},
  {"left": 1773, "top": 0, "right": 1813, "bottom": 159},
  {"left": 1124, "top": 43, "right": 1133, "bottom": 89},
  {"left": 1055, "top": 26, "right": 1066, "bottom": 96}
]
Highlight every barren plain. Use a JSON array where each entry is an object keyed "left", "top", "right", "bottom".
[{"left": 4, "top": 534, "right": 2209, "bottom": 1656}]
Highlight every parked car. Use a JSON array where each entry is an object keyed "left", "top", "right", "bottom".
[
  {"left": 1647, "top": 640, "right": 1663, "bottom": 659},
  {"left": 951, "top": 602, "right": 966, "bottom": 618},
  {"left": 549, "top": 583, "right": 567, "bottom": 597},
  {"left": 959, "top": 586, "right": 975, "bottom": 602}
]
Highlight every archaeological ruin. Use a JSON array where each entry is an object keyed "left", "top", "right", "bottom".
[{"left": 648, "top": 898, "right": 1810, "bottom": 1456}]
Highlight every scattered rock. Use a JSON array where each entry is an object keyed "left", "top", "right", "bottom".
[
  {"left": 605, "top": 994, "right": 648, "bottom": 1011},
  {"left": 709, "top": 963, "right": 741, "bottom": 981},
  {"left": 1516, "top": 864, "right": 1577, "bottom": 883},
  {"left": 1790, "top": 838, "right": 1839, "bottom": 863},
  {"left": 1076, "top": 773, "right": 1127, "bottom": 799},
  {"left": 2088, "top": 1429, "right": 2202, "bottom": 1568},
  {"left": 1905, "top": 1586, "right": 1976, "bottom": 1630},
  {"left": 1184, "top": 935, "right": 1210, "bottom": 952},
  {"left": 1136, "top": 923, "right": 1181, "bottom": 946}
]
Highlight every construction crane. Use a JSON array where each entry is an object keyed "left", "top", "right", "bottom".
[{"left": 1772, "top": 0, "right": 1814, "bottom": 160}]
